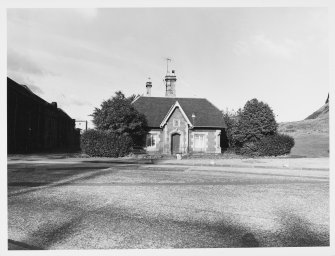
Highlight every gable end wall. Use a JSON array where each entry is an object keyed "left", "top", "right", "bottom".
[{"left": 163, "top": 107, "right": 188, "bottom": 154}]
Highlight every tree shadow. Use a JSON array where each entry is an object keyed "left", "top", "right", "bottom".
[
  {"left": 241, "top": 233, "right": 260, "bottom": 247},
  {"left": 8, "top": 239, "right": 44, "bottom": 250},
  {"left": 8, "top": 203, "right": 329, "bottom": 249},
  {"left": 8, "top": 159, "right": 162, "bottom": 195},
  {"left": 275, "top": 211, "right": 329, "bottom": 247},
  {"left": 16, "top": 215, "right": 85, "bottom": 250},
  {"left": 8, "top": 166, "right": 122, "bottom": 197},
  {"left": 10, "top": 207, "right": 260, "bottom": 249},
  {"left": 8, "top": 165, "right": 112, "bottom": 189},
  {"left": 85, "top": 160, "right": 154, "bottom": 165},
  {"left": 8, "top": 162, "right": 329, "bottom": 249}
]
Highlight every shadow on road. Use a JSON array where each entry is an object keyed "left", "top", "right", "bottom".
[
  {"left": 8, "top": 239, "right": 44, "bottom": 250},
  {"left": 7, "top": 157, "right": 329, "bottom": 249},
  {"left": 7, "top": 160, "right": 144, "bottom": 194},
  {"left": 8, "top": 200, "right": 329, "bottom": 249},
  {"left": 275, "top": 211, "right": 329, "bottom": 247}
]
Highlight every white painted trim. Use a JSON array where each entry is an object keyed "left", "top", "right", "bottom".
[
  {"left": 185, "top": 125, "right": 189, "bottom": 154},
  {"left": 164, "top": 125, "right": 168, "bottom": 154},
  {"left": 160, "top": 101, "right": 193, "bottom": 128},
  {"left": 215, "top": 130, "right": 221, "bottom": 153},
  {"left": 131, "top": 95, "right": 142, "bottom": 104}
]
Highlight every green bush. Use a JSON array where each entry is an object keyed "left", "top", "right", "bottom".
[
  {"left": 238, "top": 142, "right": 260, "bottom": 157},
  {"left": 256, "top": 134, "right": 295, "bottom": 156},
  {"left": 80, "top": 129, "right": 133, "bottom": 157},
  {"left": 235, "top": 98, "right": 278, "bottom": 145},
  {"left": 92, "top": 91, "right": 147, "bottom": 146},
  {"left": 237, "top": 134, "right": 295, "bottom": 157},
  {"left": 222, "top": 110, "right": 240, "bottom": 149}
]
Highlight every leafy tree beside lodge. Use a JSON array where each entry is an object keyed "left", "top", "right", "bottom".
[
  {"left": 91, "top": 91, "right": 147, "bottom": 145},
  {"left": 81, "top": 91, "right": 148, "bottom": 157}
]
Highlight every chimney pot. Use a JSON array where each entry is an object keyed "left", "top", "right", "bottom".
[{"left": 146, "top": 80, "right": 152, "bottom": 96}]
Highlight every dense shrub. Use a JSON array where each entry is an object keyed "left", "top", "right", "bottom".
[
  {"left": 238, "top": 134, "right": 294, "bottom": 157},
  {"left": 223, "top": 99, "right": 288, "bottom": 156},
  {"left": 238, "top": 142, "right": 260, "bottom": 157},
  {"left": 80, "top": 129, "right": 133, "bottom": 157},
  {"left": 92, "top": 91, "right": 147, "bottom": 145},
  {"left": 235, "top": 99, "right": 278, "bottom": 145},
  {"left": 222, "top": 110, "right": 240, "bottom": 149},
  {"left": 256, "top": 134, "right": 295, "bottom": 156}
]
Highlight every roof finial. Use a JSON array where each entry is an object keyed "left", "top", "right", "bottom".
[{"left": 166, "top": 58, "right": 171, "bottom": 74}]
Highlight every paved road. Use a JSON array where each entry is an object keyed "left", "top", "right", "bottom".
[{"left": 8, "top": 160, "right": 329, "bottom": 249}]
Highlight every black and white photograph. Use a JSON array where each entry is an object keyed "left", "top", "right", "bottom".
[{"left": 2, "top": 1, "right": 334, "bottom": 255}]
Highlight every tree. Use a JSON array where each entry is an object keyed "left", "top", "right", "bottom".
[
  {"left": 92, "top": 91, "right": 147, "bottom": 145},
  {"left": 222, "top": 109, "right": 240, "bottom": 148},
  {"left": 234, "top": 98, "right": 278, "bottom": 146},
  {"left": 223, "top": 99, "right": 294, "bottom": 156}
]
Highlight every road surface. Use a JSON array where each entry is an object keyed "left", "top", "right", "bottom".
[{"left": 8, "top": 159, "right": 329, "bottom": 249}]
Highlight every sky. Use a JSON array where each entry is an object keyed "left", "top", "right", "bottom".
[{"left": 7, "top": 7, "right": 329, "bottom": 127}]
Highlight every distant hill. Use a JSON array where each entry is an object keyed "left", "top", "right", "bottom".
[
  {"left": 278, "top": 97, "right": 329, "bottom": 158},
  {"left": 305, "top": 102, "right": 329, "bottom": 120}
]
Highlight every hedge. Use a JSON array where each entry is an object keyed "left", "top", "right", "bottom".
[
  {"left": 256, "top": 134, "right": 295, "bottom": 156},
  {"left": 80, "top": 129, "right": 133, "bottom": 157},
  {"left": 238, "top": 133, "right": 295, "bottom": 157},
  {"left": 238, "top": 142, "right": 260, "bottom": 157}
]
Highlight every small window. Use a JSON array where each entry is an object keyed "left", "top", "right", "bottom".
[
  {"left": 194, "top": 134, "right": 205, "bottom": 150},
  {"left": 173, "top": 119, "right": 180, "bottom": 127},
  {"left": 146, "top": 134, "right": 157, "bottom": 148}
]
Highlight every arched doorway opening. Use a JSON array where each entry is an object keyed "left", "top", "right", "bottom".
[{"left": 171, "top": 133, "right": 181, "bottom": 154}]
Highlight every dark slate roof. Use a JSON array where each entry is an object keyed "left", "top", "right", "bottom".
[{"left": 132, "top": 96, "right": 226, "bottom": 128}]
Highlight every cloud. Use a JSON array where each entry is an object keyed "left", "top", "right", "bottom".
[
  {"left": 73, "top": 9, "right": 98, "bottom": 20},
  {"left": 58, "top": 93, "right": 92, "bottom": 107},
  {"left": 6, "top": 72, "right": 44, "bottom": 95},
  {"left": 233, "top": 41, "right": 251, "bottom": 57},
  {"left": 27, "top": 84, "right": 44, "bottom": 95},
  {"left": 7, "top": 49, "right": 46, "bottom": 75},
  {"left": 233, "top": 34, "right": 302, "bottom": 59},
  {"left": 7, "top": 48, "right": 59, "bottom": 77}
]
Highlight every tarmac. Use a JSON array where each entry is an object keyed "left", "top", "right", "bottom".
[
  {"left": 7, "top": 153, "right": 330, "bottom": 249},
  {"left": 7, "top": 153, "right": 330, "bottom": 171}
]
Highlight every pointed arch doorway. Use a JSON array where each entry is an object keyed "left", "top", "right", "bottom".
[{"left": 171, "top": 133, "right": 181, "bottom": 154}]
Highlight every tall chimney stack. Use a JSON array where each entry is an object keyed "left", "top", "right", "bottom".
[{"left": 165, "top": 70, "right": 176, "bottom": 97}]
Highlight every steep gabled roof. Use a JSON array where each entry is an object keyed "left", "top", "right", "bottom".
[
  {"left": 160, "top": 101, "right": 193, "bottom": 128},
  {"left": 132, "top": 96, "right": 226, "bottom": 128}
]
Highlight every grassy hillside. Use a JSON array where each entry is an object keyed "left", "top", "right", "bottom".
[
  {"left": 278, "top": 106, "right": 329, "bottom": 158},
  {"left": 305, "top": 102, "right": 329, "bottom": 120}
]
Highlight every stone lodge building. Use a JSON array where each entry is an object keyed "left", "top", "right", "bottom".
[{"left": 132, "top": 70, "right": 227, "bottom": 155}]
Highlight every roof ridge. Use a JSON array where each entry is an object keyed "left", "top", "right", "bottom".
[
  {"left": 132, "top": 95, "right": 227, "bottom": 128},
  {"left": 135, "top": 96, "right": 206, "bottom": 99},
  {"left": 204, "top": 98, "right": 222, "bottom": 112}
]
